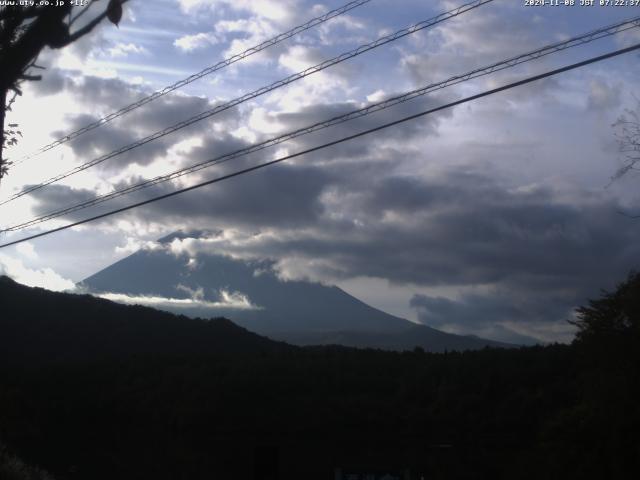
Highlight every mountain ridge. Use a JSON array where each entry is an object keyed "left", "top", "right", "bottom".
[
  {"left": 80, "top": 237, "right": 516, "bottom": 352},
  {"left": 0, "top": 275, "right": 289, "bottom": 365}
]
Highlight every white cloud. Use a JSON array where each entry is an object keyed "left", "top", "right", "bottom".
[
  {"left": 176, "top": 0, "right": 216, "bottom": 14},
  {"left": 107, "top": 42, "right": 150, "bottom": 58},
  {"left": 278, "top": 45, "right": 322, "bottom": 73},
  {"left": 214, "top": 17, "right": 278, "bottom": 59},
  {"left": 0, "top": 254, "right": 75, "bottom": 292},
  {"left": 178, "top": 0, "right": 294, "bottom": 22},
  {"left": 366, "top": 89, "right": 386, "bottom": 103},
  {"left": 16, "top": 242, "right": 38, "bottom": 260},
  {"left": 176, "top": 283, "right": 205, "bottom": 299},
  {"left": 115, "top": 237, "right": 163, "bottom": 255},
  {"left": 174, "top": 32, "right": 220, "bottom": 52},
  {"left": 96, "top": 288, "right": 262, "bottom": 310},
  {"left": 84, "top": 60, "right": 193, "bottom": 77}
]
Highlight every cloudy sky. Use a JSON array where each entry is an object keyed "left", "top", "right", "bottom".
[{"left": 1, "top": 0, "right": 639, "bottom": 344}]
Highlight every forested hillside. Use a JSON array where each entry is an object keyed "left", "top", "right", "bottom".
[{"left": 0, "top": 274, "right": 638, "bottom": 479}]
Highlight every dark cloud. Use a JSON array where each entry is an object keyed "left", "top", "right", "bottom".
[
  {"left": 403, "top": 3, "right": 539, "bottom": 88},
  {"left": 29, "top": 160, "right": 332, "bottom": 229},
  {"left": 269, "top": 92, "right": 455, "bottom": 161},
  {"left": 54, "top": 113, "right": 145, "bottom": 166},
  {"left": 123, "top": 95, "right": 240, "bottom": 134},
  {"left": 49, "top": 74, "right": 245, "bottom": 170},
  {"left": 29, "top": 159, "right": 638, "bottom": 297},
  {"left": 29, "top": 68, "right": 69, "bottom": 97},
  {"left": 409, "top": 291, "right": 575, "bottom": 345},
  {"left": 184, "top": 132, "right": 252, "bottom": 164},
  {"left": 26, "top": 184, "right": 95, "bottom": 215},
  {"left": 71, "top": 76, "right": 150, "bottom": 113},
  {"left": 140, "top": 161, "right": 332, "bottom": 227},
  {"left": 131, "top": 167, "right": 637, "bottom": 343}
]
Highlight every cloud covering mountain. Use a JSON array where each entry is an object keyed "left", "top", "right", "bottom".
[{"left": 80, "top": 231, "right": 516, "bottom": 351}]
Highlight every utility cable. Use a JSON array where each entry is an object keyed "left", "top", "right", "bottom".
[
  {"left": 4, "top": 15, "right": 639, "bottom": 232},
  {"left": 0, "top": 0, "right": 494, "bottom": 206},
  {"left": 1, "top": 42, "right": 638, "bottom": 249},
  {"left": 11, "top": 0, "right": 374, "bottom": 164}
]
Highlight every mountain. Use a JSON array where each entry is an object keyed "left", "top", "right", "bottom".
[
  {"left": 79, "top": 232, "right": 513, "bottom": 352},
  {"left": 0, "top": 275, "right": 287, "bottom": 365}
]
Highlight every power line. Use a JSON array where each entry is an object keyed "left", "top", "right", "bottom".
[
  {"left": 1, "top": 43, "right": 638, "bottom": 250},
  {"left": 4, "top": 15, "right": 639, "bottom": 233},
  {"left": 11, "top": 0, "right": 373, "bottom": 165},
  {"left": 0, "top": 0, "right": 495, "bottom": 206}
]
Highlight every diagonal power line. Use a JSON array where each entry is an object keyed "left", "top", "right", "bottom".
[
  {"left": 4, "top": 14, "right": 639, "bottom": 233},
  {"left": 1, "top": 43, "right": 639, "bottom": 250},
  {"left": 0, "top": 0, "right": 495, "bottom": 206},
  {"left": 12, "top": 0, "right": 374, "bottom": 164}
]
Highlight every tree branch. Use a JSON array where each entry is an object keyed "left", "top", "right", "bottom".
[
  {"left": 64, "top": 0, "right": 130, "bottom": 45},
  {"left": 19, "top": 74, "right": 42, "bottom": 81}
]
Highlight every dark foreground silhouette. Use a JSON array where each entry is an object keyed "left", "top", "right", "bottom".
[{"left": 0, "top": 273, "right": 638, "bottom": 480}]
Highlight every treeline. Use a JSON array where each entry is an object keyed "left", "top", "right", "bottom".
[{"left": 0, "top": 274, "right": 638, "bottom": 479}]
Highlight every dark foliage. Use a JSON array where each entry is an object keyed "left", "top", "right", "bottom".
[
  {"left": 0, "top": 275, "right": 638, "bottom": 479},
  {"left": 572, "top": 270, "right": 640, "bottom": 344}
]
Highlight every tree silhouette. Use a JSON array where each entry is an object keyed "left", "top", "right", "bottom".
[
  {"left": 0, "top": 0, "right": 128, "bottom": 181},
  {"left": 571, "top": 271, "right": 640, "bottom": 345}
]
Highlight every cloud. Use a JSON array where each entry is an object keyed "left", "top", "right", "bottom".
[
  {"left": 115, "top": 237, "right": 163, "bottom": 255},
  {"left": 278, "top": 45, "right": 327, "bottom": 73},
  {"left": 400, "top": 0, "right": 560, "bottom": 99},
  {"left": 95, "top": 288, "right": 262, "bottom": 310},
  {"left": 29, "top": 68, "right": 69, "bottom": 96},
  {"left": 174, "top": 171, "right": 634, "bottom": 285},
  {"left": 259, "top": 91, "right": 454, "bottom": 155},
  {"left": 178, "top": 0, "right": 297, "bottom": 23},
  {"left": 106, "top": 42, "right": 150, "bottom": 58},
  {"left": 94, "top": 164, "right": 636, "bottom": 344},
  {"left": 28, "top": 151, "right": 332, "bottom": 231},
  {"left": 410, "top": 291, "right": 576, "bottom": 344},
  {"left": 0, "top": 254, "right": 75, "bottom": 292},
  {"left": 315, "top": 13, "right": 367, "bottom": 46},
  {"left": 615, "top": 25, "right": 640, "bottom": 48},
  {"left": 174, "top": 32, "right": 221, "bottom": 52},
  {"left": 16, "top": 242, "right": 38, "bottom": 260},
  {"left": 44, "top": 74, "right": 243, "bottom": 172},
  {"left": 29, "top": 143, "right": 639, "bottom": 292},
  {"left": 587, "top": 79, "right": 622, "bottom": 112}
]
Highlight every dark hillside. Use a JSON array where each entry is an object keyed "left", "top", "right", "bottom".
[
  {"left": 0, "top": 275, "right": 288, "bottom": 365},
  {"left": 0, "top": 275, "right": 638, "bottom": 480}
]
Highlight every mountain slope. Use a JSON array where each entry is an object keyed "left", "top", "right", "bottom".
[
  {"left": 80, "top": 234, "right": 513, "bottom": 352},
  {"left": 0, "top": 275, "right": 287, "bottom": 365}
]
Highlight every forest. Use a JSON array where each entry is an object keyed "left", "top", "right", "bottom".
[{"left": 0, "top": 272, "right": 638, "bottom": 480}]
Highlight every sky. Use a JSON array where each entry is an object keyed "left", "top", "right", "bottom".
[{"left": 1, "top": 0, "right": 639, "bottom": 344}]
